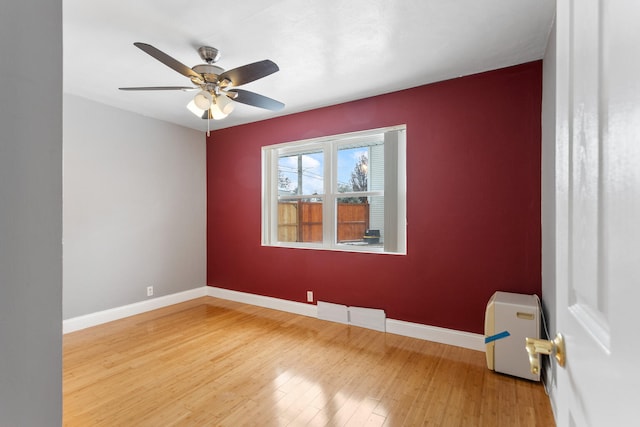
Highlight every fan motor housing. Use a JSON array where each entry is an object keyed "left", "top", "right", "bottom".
[{"left": 192, "top": 64, "right": 224, "bottom": 83}]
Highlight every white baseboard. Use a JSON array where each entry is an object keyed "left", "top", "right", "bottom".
[
  {"left": 208, "top": 286, "right": 484, "bottom": 352},
  {"left": 207, "top": 286, "right": 317, "bottom": 318},
  {"left": 386, "top": 319, "right": 485, "bottom": 351},
  {"left": 63, "top": 286, "right": 208, "bottom": 334},
  {"left": 63, "top": 285, "right": 485, "bottom": 352}
]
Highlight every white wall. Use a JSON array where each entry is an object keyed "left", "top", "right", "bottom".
[
  {"left": 0, "top": 1, "right": 63, "bottom": 425},
  {"left": 63, "top": 94, "right": 206, "bottom": 319}
]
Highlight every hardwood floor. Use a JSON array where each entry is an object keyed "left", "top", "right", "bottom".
[{"left": 63, "top": 297, "right": 555, "bottom": 426}]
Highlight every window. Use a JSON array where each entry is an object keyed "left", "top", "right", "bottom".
[{"left": 262, "top": 125, "right": 406, "bottom": 254}]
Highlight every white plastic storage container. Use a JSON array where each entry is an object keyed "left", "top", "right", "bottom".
[{"left": 484, "top": 291, "right": 540, "bottom": 381}]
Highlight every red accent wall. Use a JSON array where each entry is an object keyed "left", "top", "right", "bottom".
[{"left": 207, "top": 61, "right": 542, "bottom": 334}]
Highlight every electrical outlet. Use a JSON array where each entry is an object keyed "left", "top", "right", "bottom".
[
  {"left": 147, "top": 286, "right": 154, "bottom": 297},
  {"left": 306, "top": 291, "right": 313, "bottom": 303}
]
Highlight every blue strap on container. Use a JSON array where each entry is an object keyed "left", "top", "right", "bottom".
[{"left": 484, "top": 330, "right": 510, "bottom": 344}]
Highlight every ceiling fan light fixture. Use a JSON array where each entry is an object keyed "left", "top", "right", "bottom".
[
  {"left": 193, "top": 90, "right": 213, "bottom": 110},
  {"left": 215, "top": 94, "right": 235, "bottom": 115},
  {"left": 187, "top": 98, "right": 229, "bottom": 121},
  {"left": 210, "top": 103, "right": 228, "bottom": 120},
  {"left": 187, "top": 99, "right": 206, "bottom": 117}
]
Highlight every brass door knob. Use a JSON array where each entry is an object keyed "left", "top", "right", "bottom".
[{"left": 525, "top": 333, "right": 566, "bottom": 374}]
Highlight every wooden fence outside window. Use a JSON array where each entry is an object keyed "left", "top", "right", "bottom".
[{"left": 278, "top": 202, "right": 369, "bottom": 243}]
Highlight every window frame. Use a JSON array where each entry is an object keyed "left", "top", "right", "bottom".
[{"left": 262, "top": 125, "right": 406, "bottom": 255}]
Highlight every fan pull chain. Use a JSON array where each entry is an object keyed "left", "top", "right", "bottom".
[{"left": 207, "top": 111, "right": 211, "bottom": 137}]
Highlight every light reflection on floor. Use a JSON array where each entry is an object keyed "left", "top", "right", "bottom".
[{"left": 272, "top": 369, "right": 388, "bottom": 426}]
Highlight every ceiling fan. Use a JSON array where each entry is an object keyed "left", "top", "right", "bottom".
[{"left": 119, "top": 42, "right": 284, "bottom": 126}]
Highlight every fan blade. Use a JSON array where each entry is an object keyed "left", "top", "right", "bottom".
[
  {"left": 218, "top": 60, "right": 279, "bottom": 87},
  {"left": 229, "top": 89, "right": 284, "bottom": 111},
  {"left": 119, "top": 86, "right": 196, "bottom": 91},
  {"left": 133, "top": 42, "right": 201, "bottom": 79}
]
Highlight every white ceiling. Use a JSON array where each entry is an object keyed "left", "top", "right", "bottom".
[{"left": 63, "top": 0, "right": 555, "bottom": 132}]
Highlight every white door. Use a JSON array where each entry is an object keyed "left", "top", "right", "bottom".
[{"left": 554, "top": 0, "right": 640, "bottom": 425}]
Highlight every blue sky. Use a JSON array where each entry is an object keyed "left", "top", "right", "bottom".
[{"left": 279, "top": 147, "right": 368, "bottom": 194}]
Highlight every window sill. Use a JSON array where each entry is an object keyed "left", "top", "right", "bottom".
[{"left": 262, "top": 242, "right": 406, "bottom": 256}]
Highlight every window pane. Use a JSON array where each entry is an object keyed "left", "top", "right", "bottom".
[
  {"left": 337, "top": 147, "right": 369, "bottom": 193},
  {"left": 336, "top": 196, "right": 384, "bottom": 247},
  {"left": 278, "top": 198, "right": 323, "bottom": 243},
  {"left": 278, "top": 151, "right": 324, "bottom": 196}
]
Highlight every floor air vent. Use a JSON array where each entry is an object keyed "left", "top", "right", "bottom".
[{"left": 317, "top": 301, "right": 386, "bottom": 332}]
